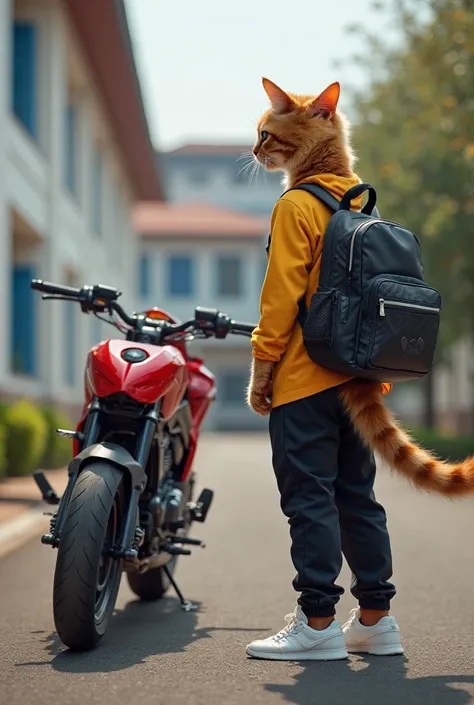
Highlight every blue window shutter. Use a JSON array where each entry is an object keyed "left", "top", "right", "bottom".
[
  {"left": 168, "top": 256, "right": 194, "bottom": 297},
  {"left": 63, "top": 304, "right": 76, "bottom": 386},
  {"left": 64, "top": 104, "right": 77, "bottom": 194},
  {"left": 139, "top": 254, "right": 150, "bottom": 297},
  {"left": 11, "top": 266, "right": 36, "bottom": 375},
  {"left": 11, "top": 23, "right": 37, "bottom": 138}
]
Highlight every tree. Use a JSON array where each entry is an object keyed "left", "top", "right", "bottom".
[{"left": 344, "top": 0, "right": 474, "bottom": 426}]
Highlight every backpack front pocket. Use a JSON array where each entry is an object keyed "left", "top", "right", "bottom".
[{"left": 358, "top": 278, "right": 440, "bottom": 376}]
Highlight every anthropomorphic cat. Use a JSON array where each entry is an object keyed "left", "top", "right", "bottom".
[{"left": 245, "top": 78, "right": 472, "bottom": 661}]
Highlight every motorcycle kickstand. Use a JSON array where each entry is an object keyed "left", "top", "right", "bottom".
[{"left": 162, "top": 565, "right": 198, "bottom": 612}]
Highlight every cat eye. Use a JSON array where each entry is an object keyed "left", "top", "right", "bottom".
[{"left": 261, "top": 130, "right": 269, "bottom": 141}]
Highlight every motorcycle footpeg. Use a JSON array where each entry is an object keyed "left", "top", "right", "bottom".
[
  {"left": 190, "top": 488, "right": 214, "bottom": 523},
  {"left": 166, "top": 545, "right": 192, "bottom": 556},
  {"left": 169, "top": 536, "right": 206, "bottom": 548},
  {"left": 33, "top": 471, "right": 60, "bottom": 505}
]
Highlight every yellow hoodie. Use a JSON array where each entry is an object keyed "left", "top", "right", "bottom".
[{"left": 252, "top": 173, "right": 369, "bottom": 408}]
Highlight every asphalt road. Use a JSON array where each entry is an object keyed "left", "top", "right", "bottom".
[{"left": 1, "top": 433, "right": 474, "bottom": 705}]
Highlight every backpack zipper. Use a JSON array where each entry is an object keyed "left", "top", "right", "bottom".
[
  {"left": 379, "top": 298, "right": 441, "bottom": 317},
  {"left": 348, "top": 218, "right": 405, "bottom": 273}
]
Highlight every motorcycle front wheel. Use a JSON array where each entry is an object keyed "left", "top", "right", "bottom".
[{"left": 53, "top": 462, "right": 124, "bottom": 651}]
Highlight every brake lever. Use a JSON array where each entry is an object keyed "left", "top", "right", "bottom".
[{"left": 41, "top": 294, "right": 78, "bottom": 301}]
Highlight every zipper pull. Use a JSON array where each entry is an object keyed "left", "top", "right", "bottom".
[{"left": 379, "top": 298, "right": 386, "bottom": 317}]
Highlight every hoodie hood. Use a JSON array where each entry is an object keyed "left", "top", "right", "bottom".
[{"left": 296, "top": 173, "right": 363, "bottom": 209}]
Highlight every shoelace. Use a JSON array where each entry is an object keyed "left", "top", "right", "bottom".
[
  {"left": 272, "top": 612, "right": 305, "bottom": 642},
  {"left": 342, "top": 607, "right": 359, "bottom": 632}
]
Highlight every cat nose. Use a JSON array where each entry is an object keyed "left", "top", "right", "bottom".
[{"left": 252, "top": 146, "right": 258, "bottom": 155}]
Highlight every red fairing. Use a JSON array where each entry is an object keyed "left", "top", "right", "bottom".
[
  {"left": 180, "top": 358, "right": 216, "bottom": 481},
  {"left": 84, "top": 339, "right": 188, "bottom": 419},
  {"left": 187, "top": 358, "right": 216, "bottom": 429}
]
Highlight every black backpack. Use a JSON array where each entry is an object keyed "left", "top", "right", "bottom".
[{"left": 282, "top": 182, "right": 441, "bottom": 382}]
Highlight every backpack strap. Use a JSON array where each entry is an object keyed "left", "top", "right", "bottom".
[
  {"left": 290, "top": 183, "right": 341, "bottom": 211},
  {"left": 286, "top": 184, "right": 341, "bottom": 327},
  {"left": 283, "top": 183, "right": 380, "bottom": 326}
]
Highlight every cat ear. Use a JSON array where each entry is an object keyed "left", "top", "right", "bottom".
[
  {"left": 262, "top": 77, "right": 294, "bottom": 114},
  {"left": 307, "top": 82, "right": 341, "bottom": 119}
]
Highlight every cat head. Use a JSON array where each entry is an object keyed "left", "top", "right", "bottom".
[{"left": 253, "top": 78, "right": 354, "bottom": 185}]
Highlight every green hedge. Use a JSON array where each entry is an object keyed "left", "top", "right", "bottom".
[
  {"left": 40, "top": 406, "right": 73, "bottom": 470},
  {"left": 409, "top": 427, "right": 474, "bottom": 462},
  {"left": 0, "top": 401, "right": 73, "bottom": 479},
  {"left": 3, "top": 400, "right": 48, "bottom": 477}
]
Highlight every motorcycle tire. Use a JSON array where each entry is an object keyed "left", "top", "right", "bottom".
[
  {"left": 53, "top": 462, "right": 124, "bottom": 651},
  {"left": 127, "top": 561, "right": 176, "bottom": 602}
]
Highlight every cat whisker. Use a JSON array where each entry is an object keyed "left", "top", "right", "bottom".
[
  {"left": 236, "top": 164, "right": 253, "bottom": 178},
  {"left": 236, "top": 158, "right": 256, "bottom": 177},
  {"left": 249, "top": 160, "right": 261, "bottom": 186},
  {"left": 236, "top": 150, "right": 254, "bottom": 162}
]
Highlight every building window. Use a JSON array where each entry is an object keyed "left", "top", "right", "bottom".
[
  {"left": 187, "top": 170, "right": 210, "bottom": 185},
  {"left": 91, "top": 145, "right": 103, "bottom": 235},
  {"left": 64, "top": 102, "right": 78, "bottom": 196},
  {"left": 63, "top": 303, "right": 76, "bottom": 386},
  {"left": 167, "top": 255, "right": 194, "bottom": 297},
  {"left": 220, "top": 371, "right": 247, "bottom": 405},
  {"left": 11, "top": 22, "right": 38, "bottom": 138},
  {"left": 216, "top": 255, "right": 242, "bottom": 297},
  {"left": 10, "top": 265, "right": 37, "bottom": 376},
  {"left": 139, "top": 254, "right": 151, "bottom": 297}
]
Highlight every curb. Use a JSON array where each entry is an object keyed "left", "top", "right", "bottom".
[
  {"left": 0, "top": 506, "right": 49, "bottom": 559},
  {"left": 0, "top": 469, "right": 65, "bottom": 560}
]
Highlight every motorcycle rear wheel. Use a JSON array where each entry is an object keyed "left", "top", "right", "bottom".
[
  {"left": 53, "top": 462, "right": 124, "bottom": 651},
  {"left": 127, "top": 474, "right": 195, "bottom": 601},
  {"left": 126, "top": 560, "right": 176, "bottom": 601}
]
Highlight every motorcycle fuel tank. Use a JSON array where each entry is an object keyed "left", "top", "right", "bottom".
[{"left": 85, "top": 339, "right": 189, "bottom": 419}]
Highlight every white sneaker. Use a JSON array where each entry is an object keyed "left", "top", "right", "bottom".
[
  {"left": 246, "top": 606, "right": 348, "bottom": 661},
  {"left": 342, "top": 608, "right": 404, "bottom": 656}
]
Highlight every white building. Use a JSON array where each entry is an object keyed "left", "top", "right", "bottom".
[
  {"left": 0, "top": 0, "right": 162, "bottom": 414},
  {"left": 134, "top": 200, "right": 269, "bottom": 430}
]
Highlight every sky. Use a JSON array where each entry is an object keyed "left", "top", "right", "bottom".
[{"left": 124, "top": 0, "right": 390, "bottom": 151}]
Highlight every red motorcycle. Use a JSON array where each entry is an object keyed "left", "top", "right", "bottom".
[{"left": 30, "top": 279, "right": 254, "bottom": 652}]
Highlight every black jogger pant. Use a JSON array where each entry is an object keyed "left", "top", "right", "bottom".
[{"left": 269, "top": 385, "right": 396, "bottom": 618}]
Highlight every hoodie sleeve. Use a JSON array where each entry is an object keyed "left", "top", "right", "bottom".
[{"left": 251, "top": 198, "right": 318, "bottom": 362}]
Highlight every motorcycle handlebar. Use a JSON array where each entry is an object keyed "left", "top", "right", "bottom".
[
  {"left": 31, "top": 279, "right": 82, "bottom": 298},
  {"left": 229, "top": 321, "right": 255, "bottom": 335},
  {"left": 160, "top": 318, "right": 254, "bottom": 339},
  {"left": 109, "top": 301, "right": 135, "bottom": 327},
  {"left": 31, "top": 279, "right": 256, "bottom": 339}
]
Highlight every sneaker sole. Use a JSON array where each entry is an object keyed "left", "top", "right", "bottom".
[
  {"left": 246, "top": 647, "right": 349, "bottom": 661},
  {"left": 347, "top": 645, "right": 404, "bottom": 656}
]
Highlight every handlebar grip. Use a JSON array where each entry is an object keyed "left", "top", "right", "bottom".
[
  {"left": 31, "top": 279, "right": 82, "bottom": 297},
  {"left": 230, "top": 321, "right": 256, "bottom": 335}
]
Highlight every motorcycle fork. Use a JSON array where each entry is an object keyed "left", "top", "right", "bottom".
[
  {"left": 114, "top": 402, "right": 161, "bottom": 559},
  {"left": 38, "top": 398, "right": 101, "bottom": 547}
]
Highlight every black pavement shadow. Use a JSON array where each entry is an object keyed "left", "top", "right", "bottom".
[
  {"left": 16, "top": 595, "right": 268, "bottom": 674},
  {"left": 264, "top": 655, "right": 474, "bottom": 705}
]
